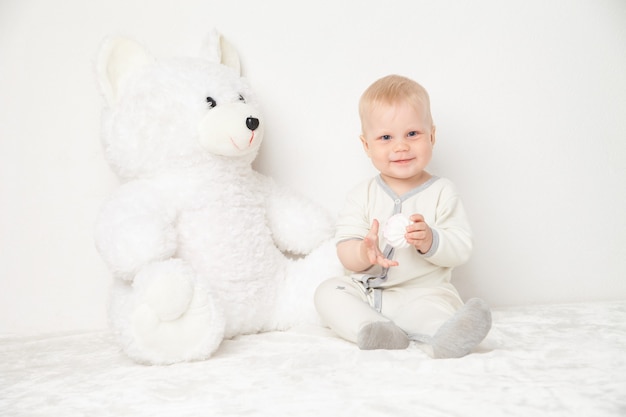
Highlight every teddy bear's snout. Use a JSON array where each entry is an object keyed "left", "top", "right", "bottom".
[{"left": 246, "top": 117, "right": 260, "bottom": 131}]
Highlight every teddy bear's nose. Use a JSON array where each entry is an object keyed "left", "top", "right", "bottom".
[{"left": 246, "top": 117, "right": 260, "bottom": 131}]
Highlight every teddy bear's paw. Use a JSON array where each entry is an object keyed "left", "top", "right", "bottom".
[
  {"left": 133, "top": 259, "right": 195, "bottom": 321},
  {"left": 127, "top": 260, "right": 225, "bottom": 364}
]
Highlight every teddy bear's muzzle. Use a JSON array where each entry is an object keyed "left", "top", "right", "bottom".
[{"left": 198, "top": 103, "right": 264, "bottom": 157}]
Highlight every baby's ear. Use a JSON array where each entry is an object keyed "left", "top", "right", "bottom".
[
  {"left": 360, "top": 134, "right": 371, "bottom": 155},
  {"left": 430, "top": 125, "right": 437, "bottom": 145}
]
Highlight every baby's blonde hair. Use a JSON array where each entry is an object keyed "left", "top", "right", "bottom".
[{"left": 359, "top": 75, "right": 433, "bottom": 132}]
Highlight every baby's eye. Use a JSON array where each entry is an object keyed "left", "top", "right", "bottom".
[
  {"left": 206, "top": 97, "right": 217, "bottom": 109},
  {"left": 381, "top": 135, "right": 392, "bottom": 141},
  {"left": 407, "top": 131, "right": 419, "bottom": 138},
  {"left": 238, "top": 94, "right": 246, "bottom": 103}
]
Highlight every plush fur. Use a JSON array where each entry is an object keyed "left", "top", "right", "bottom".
[{"left": 94, "top": 32, "right": 342, "bottom": 365}]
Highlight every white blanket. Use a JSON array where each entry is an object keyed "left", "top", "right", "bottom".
[{"left": 2, "top": 301, "right": 625, "bottom": 416}]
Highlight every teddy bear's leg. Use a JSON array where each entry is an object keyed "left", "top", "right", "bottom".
[
  {"left": 273, "top": 240, "right": 345, "bottom": 329},
  {"left": 110, "top": 259, "right": 225, "bottom": 364}
]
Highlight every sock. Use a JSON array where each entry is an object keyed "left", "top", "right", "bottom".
[
  {"left": 430, "top": 298, "right": 492, "bottom": 359},
  {"left": 357, "top": 321, "right": 410, "bottom": 350}
]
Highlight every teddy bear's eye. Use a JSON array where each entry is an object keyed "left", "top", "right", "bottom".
[
  {"left": 206, "top": 97, "right": 217, "bottom": 109},
  {"left": 238, "top": 94, "right": 246, "bottom": 103}
]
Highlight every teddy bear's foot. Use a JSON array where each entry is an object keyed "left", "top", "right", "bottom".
[{"left": 117, "top": 259, "right": 225, "bottom": 364}]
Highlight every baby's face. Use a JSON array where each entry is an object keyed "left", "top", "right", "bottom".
[{"left": 360, "top": 101, "right": 435, "bottom": 192}]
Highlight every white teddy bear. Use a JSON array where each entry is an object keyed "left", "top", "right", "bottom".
[{"left": 94, "top": 32, "right": 342, "bottom": 365}]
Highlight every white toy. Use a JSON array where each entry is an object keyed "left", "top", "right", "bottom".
[
  {"left": 383, "top": 214, "right": 412, "bottom": 249},
  {"left": 94, "top": 32, "right": 342, "bottom": 364}
]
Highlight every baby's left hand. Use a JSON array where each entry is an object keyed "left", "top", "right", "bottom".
[{"left": 406, "top": 214, "right": 433, "bottom": 254}]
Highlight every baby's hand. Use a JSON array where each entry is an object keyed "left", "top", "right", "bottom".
[
  {"left": 364, "top": 219, "right": 399, "bottom": 268},
  {"left": 406, "top": 214, "right": 433, "bottom": 254}
]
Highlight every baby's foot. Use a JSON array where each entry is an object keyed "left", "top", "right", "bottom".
[
  {"left": 430, "top": 298, "right": 492, "bottom": 359},
  {"left": 357, "top": 321, "right": 410, "bottom": 350}
]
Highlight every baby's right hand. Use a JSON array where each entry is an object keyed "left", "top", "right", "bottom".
[{"left": 363, "top": 219, "right": 399, "bottom": 268}]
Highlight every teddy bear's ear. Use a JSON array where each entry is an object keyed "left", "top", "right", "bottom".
[
  {"left": 202, "top": 30, "right": 241, "bottom": 75},
  {"left": 97, "top": 36, "right": 155, "bottom": 105}
]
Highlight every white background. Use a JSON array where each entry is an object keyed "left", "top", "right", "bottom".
[{"left": 1, "top": 0, "right": 625, "bottom": 335}]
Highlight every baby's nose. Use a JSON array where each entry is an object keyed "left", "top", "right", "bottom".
[{"left": 393, "top": 138, "right": 410, "bottom": 150}]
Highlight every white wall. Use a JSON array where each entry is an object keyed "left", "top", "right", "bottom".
[{"left": 1, "top": 0, "right": 625, "bottom": 335}]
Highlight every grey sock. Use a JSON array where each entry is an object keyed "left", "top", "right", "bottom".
[
  {"left": 357, "top": 321, "right": 410, "bottom": 350},
  {"left": 430, "top": 298, "right": 492, "bottom": 358}
]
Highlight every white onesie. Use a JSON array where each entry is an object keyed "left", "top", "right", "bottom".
[{"left": 314, "top": 175, "right": 473, "bottom": 342}]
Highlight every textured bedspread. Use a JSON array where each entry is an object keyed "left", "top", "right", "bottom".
[{"left": 2, "top": 301, "right": 625, "bottom": 416}]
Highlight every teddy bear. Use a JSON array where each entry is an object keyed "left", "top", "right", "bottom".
[{"left": 94, "top": 32, "right": 342, "bottom": 365}]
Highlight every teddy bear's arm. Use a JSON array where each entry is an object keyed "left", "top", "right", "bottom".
[
  {"left": 95, "top": 180, "right": 178, "bottom": 280},
  {"left": 264, "top": 179, "right": 335, "bottom": 256}
]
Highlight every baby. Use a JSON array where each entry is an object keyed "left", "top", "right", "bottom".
[{"left": 314, "top": 75, "right": 491, "bottom": 358}]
